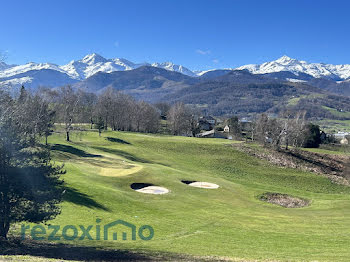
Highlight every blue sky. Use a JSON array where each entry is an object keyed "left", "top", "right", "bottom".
[{"left": 1, "top": 0, "right": 350, "bottom": 70}]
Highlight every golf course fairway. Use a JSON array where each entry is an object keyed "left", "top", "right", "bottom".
[{"left": 10, "top": 130, "right": 350, "bottom": 261}]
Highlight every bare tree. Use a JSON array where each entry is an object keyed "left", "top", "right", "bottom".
[
  {"left": 167, "top": 102, "right": 194, "bottom": 136},
  {"left": 97, "top": 87, "right": 116, "bottom": 130},
  {"left": 136, "top": 101, "right": 160, "bottom": 133},
  {"left": 154, "top": 102, "right": 170, "bottom": 119},
  {"left": 254, "top": 113, "right": 270, "bottom": 145},
  {"left": 56, "top": 86, "right": 80, "bottom": 142},
  {"left": 77, "top": 90, "right": 97, "bottom": 129},
  {"left": 11, "top": 87, "right": 56, "bottom": 146},
  {"left": 255, "top": 111, "right": 311, "bottom": 150}
]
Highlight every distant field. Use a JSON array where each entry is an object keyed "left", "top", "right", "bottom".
[
  {"left": 7, "top": 130, "right": 350, "bottom": 261},
  {"left": 322, "top": 106, "right": 350, "bottom": 118},
  {"left": 303, "top": 144, "right": 350, "bottom": 155},
  {"left": 287, "top": 94, "right": 325, "bottom": 106},
  {"left": 316, "top": 119, "right": 350, "bottom": 133}
]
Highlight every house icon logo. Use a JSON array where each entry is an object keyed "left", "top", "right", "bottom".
[{"left": 104, "top": 219, "right": 154, "bottom": 241}]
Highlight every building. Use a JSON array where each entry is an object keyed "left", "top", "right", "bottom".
[
  {"left": 334, "top": 132, "right": 350, "bottom": 145},
  {"left": 340, "top": 136, "right": 349, "bottom": 145},
  {"left": 196, "top": 129, "right": 228, "bottom": 139}
]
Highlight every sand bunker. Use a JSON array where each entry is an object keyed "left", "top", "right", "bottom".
[
  {"left": 182, "top": 180, "right": 219, "bottom": 189},
  {"left": 259, "top": 192, "right": 310, "bottom": 208},
  {"left": 131, "top": 183, "right": 169, "bottom": 195}
]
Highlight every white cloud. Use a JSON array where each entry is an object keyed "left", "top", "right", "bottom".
[
  {"left": 212, "top": 59, "right": 219, "bottom": 64},
  {"left": 196, "top": 49, "right": 211, "bottom": 55},
  {"left": 114, "top": 41, "right": 119, "bottom": 47}
]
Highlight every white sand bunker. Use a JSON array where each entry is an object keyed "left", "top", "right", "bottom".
[
  {"left": 182, "top": 180, "right": 219, "bottom": 189},
  {"left": 131, "top": 183, "right": 169, "bottom": 195}
]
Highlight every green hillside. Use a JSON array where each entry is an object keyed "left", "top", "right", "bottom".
[{"left": 6, "top": 130, "right": 350, "bottom": 261}]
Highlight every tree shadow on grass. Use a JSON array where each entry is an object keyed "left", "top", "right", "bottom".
[
  {"left": 51, "top": 144, "right": 102, "bottom": 158},
  {"left": 106, "top": 137, "right": 131, "bottom": 145},
  {"left": 0, "top": 239, "right": 155, "bottom": 261},
  {"left": 63, "top": 186, "right": 109, "bottom": 211},
  {"left": 92, "top": 147, "right": 152, "bottom": 164}
]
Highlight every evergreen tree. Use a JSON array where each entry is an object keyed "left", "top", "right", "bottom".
[
  {"left": 0, "top": 91, "right": 64, "bottom": 239},
  {"left": 303, "top": 123, "right": 321, "bottom": 148}
]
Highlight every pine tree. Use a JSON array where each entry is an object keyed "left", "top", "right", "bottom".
[{"left": 0, "top": 91, "right": 64, "bottom": 239}]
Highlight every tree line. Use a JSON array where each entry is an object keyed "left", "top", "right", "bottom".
[
  {"left": 31, "top": 86, "right": 161, "bottom": 141},
  {"left": 223, "top": 112, "right": 323, "bottom": 150}
]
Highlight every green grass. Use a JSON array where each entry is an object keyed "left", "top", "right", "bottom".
[
  {"left": 316, "top": 119, "right": 350, "bottom": 133},
  {"left": 9, "top": 130, "right": 350, "bottom": 261},
  {"left": 322, "top": 106, "right": 350, "bottom": 119},
  {"left": 302, "top": 144, "right": 350, "bottom": 155},
  {"left": 287, "top": 94, "right": 325, "bottom": 106}
]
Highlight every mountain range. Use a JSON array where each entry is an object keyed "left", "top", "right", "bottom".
[
  {"left": 0, "top": 53, "right": 198, "bottom": 90},
  {"left": 1, "top": 54, "right": 350, "bottom": 119},
  {"left": 237, "top": 55, "right": 350, "bottom": 81},
  {"left": 2, "top": 54, "right": 350, "bottom": 91}
]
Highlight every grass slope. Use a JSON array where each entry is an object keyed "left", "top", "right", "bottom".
[{"left": 8, "top": 130, "right": 350, "bottom": 261}]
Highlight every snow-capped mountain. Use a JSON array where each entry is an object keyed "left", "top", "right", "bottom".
[
  {"left": 151, "top": 62, "right": 196, "bottom": 77},
  {"left": 0, "top": 62, "right": 16, "bottom": 71},
  {"left": 0, "top": 62, "right": 66, "bottom": 78},
  {"left": 2, "top": 53, "right": 350, "bottom": 91},
  {"left": 0, "top": 53, "right": 195, "bottom": 90},
  {"left": 237, "top": 55, "right": 350, "bottom": 80},
  {"left": 59, "top": 53, "right": 148, "bottom": 80}
]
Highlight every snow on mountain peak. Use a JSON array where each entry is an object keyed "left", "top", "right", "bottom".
[
  {"left": 275, "top": 55, "right": 294, "bottom": 64},
  {"left": 237, "top": 56, "right": 350, "bottom": 80},
  {"left": 3, "top": 53, "right": 350, "bottom": 92},
  {"left": 152, "top": 62, "right": 196, "bottom": 76},
  {"left": 0, "top": 61, "right": 16, "bottom": 71},
  {"left": 81, "top": 53, "right": 107, "bottom": 65}
]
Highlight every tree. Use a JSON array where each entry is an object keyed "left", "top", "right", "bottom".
[
  {"left": 226, "top": 116, "right": 242, "bottom": 139},
  {"left": 275, "top": 110, "right": 307, "bottom": 149},
  {"left": 0, "top": 90, "right": 64, "bottom": 239},
  {"left": 254, "top": 111, "right": 319, "bottom": 150},
  {"left": 94, "top": 116, "right": 105, "bottom": 137},
  {"left": 254, "top": 113, "right": 270, "bottom": 145},
  {"left": 133, "top": 101, "right": 160, "bottom": 133},
  {"left": 77, "top": 90, "right": 97, "bottom": 129},
  {"left": 97, "top": 87, "right": 115, "bottom": 130},
  {"left": 56, "top": 86, "right": 80, "bottom": 142},
  {"left": 154, "top": 102, "right": 170, "bottom": 119},
  {"left": 303, "top": 123, "right": 321, "bottom": 148},
  {"left": 167, "top": 102, "right": 193, "bottom": 136},
  {"left": 43, "top": 110, "right": 56, "bottom": 146}
]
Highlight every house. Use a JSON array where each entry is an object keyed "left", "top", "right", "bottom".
[
  {"left": 224, "top": 125, "right": 230, "bottom": 133},
  {"left": 196, "top": 129, "right": 228, "bottom": 139},
  {"left": 334, "top": 132, "right": 350, "bottom": 145},
  {"left": 340, "top": 136, "right": 349, "bottom": 145}
]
